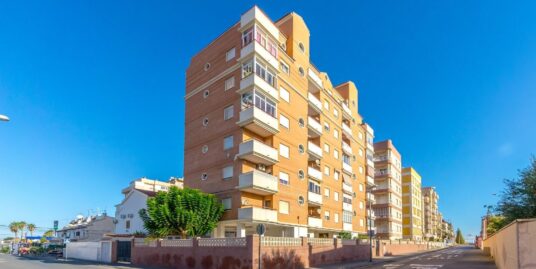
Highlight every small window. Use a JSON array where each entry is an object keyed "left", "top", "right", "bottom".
[
  {"left": 126, "top": 220, "right": 130, "bottom": 229},
  {"left": 280, "top": 61, "right": 290, "bottom": 74},
  {"left": 279, "top": 172, "right": 289, "bottom": 185},
  {"left": 334, "top": 192, "right": 339, "bottom": 201},
  {"left": 324, "top": 188, "right": 330, "bottom": 197},
  {"left": 298, "top": 67, "right": 304, "bottom": 77},
  {"left": 298, "top": 144, "right": 305, "bottom": 154},
  {"left": 201, "top": 173, "right": 208, "bottom": 180},
  {"left": 298, "top": 196, "right": 304, "bottom": 205},
  {"left": 360, "top": 218, "right": 364, "bottom": 227},
  {"left": 279, "top": 200, "right": 289, "bottom": 214},
  {"left": 324, "top": 211, "right": 330, "bottom": 221},
  {"left": 280, "top": 114, "right": 290, "bottom": 129},
  {"left": 359, "top": 166, "right": 364, "bottom": 174},
  {"left": 223, "top": 135, "right": 233, "bottom": 150},
  {"left": 324, "top": 166, "right": 330, "bottom": 176},
  {"left": 222, "top": 166, "right": 233, "bottom": 180},
  {"left": 298, "top": 42, "right": 305, "bottom": 53},
  {"left": 323, "top": 100, "right": 330, "bottom": 110},
  {"left": 298, "top": 170, "right": 305, "bottom": 179},
  {"left": 224, "top": 105, "right": 234, "bottom": 120},
  {"left": 334, "top": 129, "right": 339, "bottom": 139},
  {"left": 334, "top": 213, "right": 339, "bottom": 223},
  {"left": 359, "top": 201, "right": 364, "bottom": 209},
  {"left": 359, "top": 149, "right": 364, "bottom": 157},
  {"left": 333, "top": 109, "right": 339, "bottom": 118},
  {"left": 333, "top": 149, "right": 339, "bottom": 160},
  {"left": 202, "top": 145, "right": 208, "bottom": 154},
  {"left": 334, "top": 171, "right": 340, "bottom": 181},
  {"left": 226, "top": 48, "right": 236, "bottom": 62},
  {"left": 324, "top": 122, "right": 330, "bottom": 132},
  {"left": 279, "top": 144, "right": 289, "bottom": 158},
  {"left": 204, "top": 63, "right": 211, "bottom": 71},
  {"left": 203, "top": 90, "right": 210, "bottom": 98},
  {"left": 280, "top": 87, "right": 290, "bottom": 102},
  {"left": 358, "top": 132, "right": 364, "bottom": 140},
  {"left": 225, "top": 77, "right": 235, "bottom": 90},
  {"left": 298, "top": 118, "right": 305, "bottom": 128},
  {"left": 359, "top": 183, "right": 364, "bottom": 192},
  {"left": 222, "top": 198, "right": 232, "bottom": 210},
  {"left": 324, "top": 143, "right": 330, "bottom": 153},
  {"left": 203, "top": 117, "right": 209, "bottom": 126}
]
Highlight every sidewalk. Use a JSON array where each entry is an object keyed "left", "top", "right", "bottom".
[{"left": 311, "top": 247, "right": 450, "bottom": 269}]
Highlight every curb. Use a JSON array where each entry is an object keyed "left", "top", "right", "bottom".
[{"left": 354, "top": 246, "right": 451, "bottom": 269}]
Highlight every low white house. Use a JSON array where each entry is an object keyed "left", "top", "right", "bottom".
[
  {"left": 114, "top": 177, "right": 183, "bottom": 235},
  {"left": 57, "top": 214, "right": 115, "bottom": 242}
]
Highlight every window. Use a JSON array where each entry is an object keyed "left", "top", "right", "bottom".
[
  {"left": 280, "top": 87, "right": 290, "bottom": 102},
  {"left": 279, "top": 144, "right": 289, "bottom": 158},
  {"left": 298, "top": 196, "right": 305, "bottom": 205},
  {"left": 201, "top": 173, "right": 208, "bottom": 180},
  {"left": 324, "top": 211, "right": 330, "bottom": 221},
  {"left": 324, "top": 166, "right": 330, "bottom": 176},
  {"left": 324, "top": 122, "right": 330, "bottom": 132},
  {"left": 203, "top": 117, "right": 209, "bottom": 126},
  {"left": 203, "top": 90, "right": 210, "bottom": 98},
  {"left": 226, "top": 48, "right": 236, "bottom": 62},
  {"left": 323, "top": 100, "right": 330, "bottom": 110},
  {"left": 334, "top": 129, "right": 339, "bottom": 139},
  {"left": 298, "top": 144, "right": 305, "bottom": 154},
  {"left": 224, "top": 105, "right": 234, "bottom": 120},
  {"left": 242, "top": 28, "right": 254, "bottom": 46},
  {"left": 241, "top": 91, "right": 276, "bottom": 117},
  {"left": 333, "top": 109, "right": 339, "bottom": 118},
  {"left": 324, "top": 188, "right": 330, "bottom": 197},
  {"left": 280, "top": 61, "right": 290, "bottom": 74},
  {"left": 359, "top": 201, "right": 364, "bottom": 209},
  {"left": 204, "top": 63, "right": 211, "bottom": 71},
  {"left": 222, "top": 166, "right": 233, "bottom": 180},
  {"left": 255, "top": 61, "right": 275, "bottom": 86},
  {"left": 298, "top": 67, "right": 304, "bottom": 76},
  {"left": 359, "top": 149, "right": 363, "bottom": 157},
  {"left": 359, "top": 183, "right": 364, "bottom": 192},
  {"left": 298, "top": 42, "right": 305, "bottom": 53},
  {"left": 280, "top": 114, "right": 289, "bottom": 129},
  {"left": 254, "top": 27, "right": 278, "bottom": 57},
  {"left": 298, "top": 170, "right": 305, "bottom": 179},
  {"left": 223, "top": 136, "right": 233, "bottom": 150},
  {"left": 334, "top": 213, "right": 339, "bottom": 223},
  {"left": 242, "top": 60, "right": 253, "bottom": 77},
  {"left": 360, "top": 218, "right": 364, "bottom": 227},
  {"left": 202, "top": 145, "right": 208, "bottom": 154},
  {"left": 343, "top": 211, "right": 353, "bottom": 224},
  {"left": 298, "top": 118, "right": 305, "bottom": 127},
  {"left": 334, "top": 191, "right": 339, "bottom": 201},
  {"left": 358, "top": 132, "right": 363, "bottom": 140},
  {"left": 225, "top": 77, "right": 235, "bottom": 90},
  {"left": 222, "top": 198, "right": 232, "bottom": 210},
  {"left": 126, "top": 220, "right": 130, "bottom": 229},
  {"left": 334, "top": 170, "right": 340, "bottom": 181},
  {"left": 279, "top": 200, "right": 289, "bottom": 214},
  {"left": 279, "top": 172, "right": 289, "bottom": 185},
  {"left": 333, "top": 149, "right": 339, "bottom": 160},
  {"left": 308, "top": 181, "right": 321, "bottom": 194}
]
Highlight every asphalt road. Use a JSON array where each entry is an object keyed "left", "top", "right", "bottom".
[
  {"left": 366, "top": 245, "right": 497, "bottom": 269},
  {"left": 0, "top": 254, "right": 134, "bottom": 269}
]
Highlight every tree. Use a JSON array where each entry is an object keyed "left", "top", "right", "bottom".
[
  {"left": 17, "top": 221, "right": 26, "bottom": 241},
  {"left": 27, "top": 224, "right": 36, "bottom": 237},
  {"left": 8, "top": 222, "right": 19, "bottom": 240},
  {"left": 486, "top": 215, "right": 507, "bottom": 236},
  {"left": 43, "top": 230, "right": 54, "bottom": 237},
  {"left": 495, "top": 157, "right": 536, "bottom": 225},
  {"left": 455, "top": 228, "right": 465, "bottom": 244},
  {"left": 139, "top": 187, "right": 224, "bottom": 238}
]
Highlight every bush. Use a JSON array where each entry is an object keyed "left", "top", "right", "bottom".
[
  {"left": 29, "top": 246, "right": 45, "bottom": 255},
  {"left": 1, "top": 246, "right": 9, "bottom": 254}
]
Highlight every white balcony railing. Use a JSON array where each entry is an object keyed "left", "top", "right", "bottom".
[
  {"left": 307, "top": 141, "right": 323, "bottom": 160},
  {"left": 308, "top": 216, "right": 322, "bottom": 228},
  {"left": 308, "top": 166, "right": 322, "bottom": 182},
  {"left": 342, "top": 123, "right": 353, "bottom": 138},
  {"left": 343, "top": 202, "right": 353, "bottom": 212},
  {"left": 238, "top": 170, "right": 278, "bottom": 195},
  {"left": 366, "top": 176, "right": 375, "bottom": 186},
  {"left": 238, "top": 139, "right": 278, "bottom": 165},
  {"left": 238, "top": 207, "right": 277, "bottom": 222},
  {"left": 240, "top": 7, "right": 279, "bottom": 42},
  {"left": 239, "top": 73, "right": 278, "bottom": 100},
  {"left": 237, "top": 106, "right": 279, "bottom": 137},
  {"left": 308, "top": 191, "right": 323, "bottom": 205},
  {"left": 307, "top": 116, "right": 322, "bottom": 136},
  {"left": 342, "top": 162, "right": 353, "bottom": 174},
  {"left": 308, "top": 92, "right": 322, "bottom": 112},
  {"left": 342, "top": 183, "right": 353, "bottom": 194},
  {"left": 308, "top": 68, "right": 323, "bottom": 89},
  {"left": 240, "top": 42, "right": 278, "bottom": 70},
  {"left": 342, "top": 103, "right": 352, "bottom": 119},
  {"left": 343, "top": 223, "right": 353, "bottom": 231},
  {"left": 342, "top": 141, "right": 352, "bottom": 155}
]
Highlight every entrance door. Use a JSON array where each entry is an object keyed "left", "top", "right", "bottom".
[{"left": 116, "top": 241, "right": 131, "bottom": 262}]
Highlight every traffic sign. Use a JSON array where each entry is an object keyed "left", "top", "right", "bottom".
[
  {"left": 53, "top": 220, "right": 58, "bottom": 231},
  {"left": 256, "top": 224, "right": 266, "bottom": 235}
]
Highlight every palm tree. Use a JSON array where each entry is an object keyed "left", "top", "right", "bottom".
[
  {"left": 17, "top": 221, "right": 26, "bottom": 241},
  {"left": 27, "top": 224, "right": 36, "bottom": 237},
  {"left": 8, "top": 222, "right": 19, "bottom": 240}
]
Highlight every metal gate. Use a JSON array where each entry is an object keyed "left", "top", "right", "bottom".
[{"left": 116, "top": 241, "right": 131, "bottom": 262}]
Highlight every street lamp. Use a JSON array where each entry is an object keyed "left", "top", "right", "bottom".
[
  {"left": 367, "top": 184, "right": 377, "bottom": 262},
  {"left": 0, "top": 114, "right": 9, "bottom": 122}
]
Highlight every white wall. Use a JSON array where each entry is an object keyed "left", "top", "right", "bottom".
[
  {"left": 65, "top": 241, "right": 111, "bottom": 262},
  {"left": 115, "top": 190, "right": 148, "bottom": 234}
]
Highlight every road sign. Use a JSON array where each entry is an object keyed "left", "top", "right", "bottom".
[
  {"left": 53, "top": 220, "right": 58, "bottom": 231},
  {"left": 256, "top": 224, "right": 266, "bottom": 235}
]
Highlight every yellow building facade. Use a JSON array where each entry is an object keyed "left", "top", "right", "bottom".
[{"left": 401, "top": 167, "right": 423, "bottom": 241}]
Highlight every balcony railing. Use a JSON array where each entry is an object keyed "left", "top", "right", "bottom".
[
  {"left": 308, "top": 216, "right": 322, "bottom": 228},
  {"left": 343, "top": 223, "right": 353, "bottom": 231},
  {"left": 239, "top": 73, "right": 278, "bottom": 100},
  {"left": 342, "top": 182, "right": 353, "bottom": 194},
  {"left": 343, "top": 202, "right": 353, "bottom": 212},
  {"left": 375, "top": 169, "right": 390, "bottom": 177},
  {"left": 342, "top": 141, "right": 352, "bottom": 155},
  {"left": 240, "top": 40, "right": 278, "bottom": 70},
  {"left": 308, "top": 191, "right": 323, "bottom": 206},
  {"left": 238, "top": 170, "right": 278, "bottom": 195},
  {"left": 342, "top": 162, "right": 353, "bottom": 175},
  {"left": 237, "top": 106, "right": 279, "bottom": 137},
  {"left": 366, "top": 176, "right": 375, "bottom": 186},
  {"left": 342, "top": 103, "right": 352, "bottom": 119},
  {"left": 238, "top": 139, "right": 278, "bottom": 165},
  {"left": 307, "top": 141, "right": 323, "bottom": 160},
  {"left": 238, "top": 207, "right": 277, "bottom": 222},
  {"left": 308, "top": 69, "right": 323, "bottom": 90},
  {"left": 308, "top": 166, "right": 322, "bottom": 182},
  {"left": 308, "top": 92, "right": 322, "bottom": 112},
  {"left": 307, "top": 117, "right": 322, "bottom": 137},
  {"left": 342, "top": 123, "right": 353, "bottom": 139}
]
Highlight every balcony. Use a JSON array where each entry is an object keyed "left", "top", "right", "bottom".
[
  {"left": 367, "top": 157, "right": 374, "bottom": 168},
  {"left": 375, "top": 169, "right": 390, "bottom": 177},
  {"left": 308, "top": 92, "right": 322, "bottom": 114},
  {"left": 343, "top": 202, "right": 353, "bottom": 212},
  {"left": 343, "top": 223, "right": 353, "bottom": 231},
  {"left": 240, "top": 6, "right": 279, "bottom": 42},
  {"left": 342, "top": 162, "right": 353, "bottom": 175},
  {"left": 237, "top": 107, "right": 279, "bottom": 137},
  {"left": 307, "top": 117, "right": 322, "bottom": 137},
  {"left": 366, "top": 176, "right": 375, "bottom": 186},
  {"left": 308, "top": 69, "right": 323, "bottom": 91},
  {"left": 308, "top": 166, "right": 322, "bottom": 182},
  {"left": 308, "top": 191, "right": 323, "bottom": 206},
  {"left": 308, "top": 216, "right": 322, "bottom": 228},
  {"left": 238, "top": 170, "right": 278, "bottom": 195},
  {"left": 239, "top": 73, "right": 278, "bottom": 101},
  {"left": 238, "top": 207, "right": 277, "bottom": 222},
  {"left": 238, "top": 140, "right": 278, "bottom": 165},
  {"left": 342, "top": 123, "right": 353, "bottom": 139},
  {"left": 342, "top": 102, "right": 352, "bottom": 120},
  {"left": 342, "top": 141, "right": 352, "bottom": 155},
  {"left": 342, "top": 182, "right": 353, "bottom": 194},
  {"left": 240, "top": 41, "right": 278, "bottom": 70},
  {"left": 307, "top": 141, "right": 323, "bottom": 161}
]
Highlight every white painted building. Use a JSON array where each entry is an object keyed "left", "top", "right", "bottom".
[{"left": 57, "top": 214, "right": 115, "bottom": 242}]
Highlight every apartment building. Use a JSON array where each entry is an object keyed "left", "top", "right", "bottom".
[
  {"left": 121, "top": 177, "right": 184, "bottom": 195},
  {"left": 372, "top": 140, "right": 403, "bottom": 239},
  {"left": 364, "top": 124, "right": 376, "bottom": 234},
  {"left": 401, "top": 167, "right": 423, "bottom": 241},
  {"left": 184, "top": 6, "right": 372, "bottom": 238},
  {"left": 422, "top": 186, "right": 440, "bottom": 240}
]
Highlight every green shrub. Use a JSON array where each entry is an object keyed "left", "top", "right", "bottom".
[{"left": 1, "top": 246, "right": 9, "bottom": 254}]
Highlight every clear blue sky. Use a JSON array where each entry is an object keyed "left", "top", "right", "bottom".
[{"left": 1, "top": 0, "right": 535, "bottom": 238}]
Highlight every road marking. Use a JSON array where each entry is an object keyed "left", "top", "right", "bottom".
[
  {"left": 409, "top": 264, "right": 444, "bottom": 269},
  {"left": 383, "top": 264, "right": 405, "bottom": 268}
]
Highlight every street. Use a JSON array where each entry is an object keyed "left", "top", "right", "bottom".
[
  {"left": 0, "top": 254, "right": 135, "bottom": 269},
  {"left": 366, "top": 245, "right": 496, "bottom": 269}
]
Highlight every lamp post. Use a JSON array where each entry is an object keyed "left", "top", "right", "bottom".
[
  {"left": 367, "top": 184, "right": 377, "bottom": 262},
  {"left": 0, "top": 114, "right": 9, "bottom": 122}
]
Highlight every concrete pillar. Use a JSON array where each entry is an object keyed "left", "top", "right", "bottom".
[{"left": 236, "top": 223, "right": 246, "bottom": 238}]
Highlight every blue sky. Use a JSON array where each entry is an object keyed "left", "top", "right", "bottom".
[{"left": 1, "top": 0, "right": 535, "bottom": 238}]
